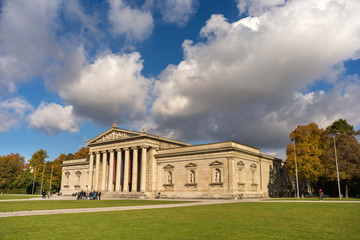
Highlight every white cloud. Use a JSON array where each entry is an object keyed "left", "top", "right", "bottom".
[
  {"left": 148, "top": 0, "right": 360, "bottom": 150},
  {"left": 108, "top": 0, "right": 154, "bottom": 41},
  {"left": 236, "top": 0, "right": 286, "bottom": 16},
  {"left": 0, "top": 97, "right": 33, "bottom": 132},
  {"left": 157, "top": 0, "right": 199, "bottom": 26},
  {"left": 58, "top": 52, "right": 151, "bottom": 125},
  {"left": 0, "top": 0, "right": 61, "bottom": 93},
  {"left": 28, "top": 102, "right": 81, "bottom": 134}
]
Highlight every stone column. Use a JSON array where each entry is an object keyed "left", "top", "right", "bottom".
[
  {"left": 140, "top": 146, "right": 147, "bottom": 192},
  {"left": 94, "top": 152, "right": 101, "bottom": 191},
  {"left": 101, "top": 151, "right": 107, "bottom": 191},
  {"left": 115, "top": 149, "right": 122, "bottom": 192},
  {"left": 131, "top": 147, "right": 138, "bottom": 192},
  {"left": 108, "top": 150, "right": 114, "bottom": 192},
  {"left": 123, "top": 148, "right": 130, "bottom": 192},
  {"left": 88, "top": 152, "right": 94, "bottom": 191},
  {"left": 149, "top": 148, "right": 158, "bottom": 192}
]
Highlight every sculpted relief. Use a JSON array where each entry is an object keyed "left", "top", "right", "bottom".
[{"left": 95, "top": 131, "right": 128, "bottom": 143}]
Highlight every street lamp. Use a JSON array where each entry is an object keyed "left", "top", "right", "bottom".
[
  {"left": 331, "top": 134, "right": 342, "bottom": 199},
  {"left": 294, "top": 142, "right": 300, "bottom": 199}
]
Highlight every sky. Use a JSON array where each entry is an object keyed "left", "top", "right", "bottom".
[{"left": 1, "top": 0, "right": 360, "bottom": 162}]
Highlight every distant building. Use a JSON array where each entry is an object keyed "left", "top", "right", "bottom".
[{"left": 61, "top": 121, "right": 282, "bottom": 199}]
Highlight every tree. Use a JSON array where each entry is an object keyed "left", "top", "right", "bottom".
[
  {"left": 286, "top": 123, "right": 325, "bottom": 193},
  {"left": 0, "top": 153, "right": 25, "bottom": 193},
  {"left": 50, "top": 153, "right": 67, "bottom": 192},
  {"left": 322, "top": 119, "right": 360, "bottom": 197},
  {"left": 74, "top": 147, "right": 89, "bottom": 159},
  {"left": 28, "top": 149, "right": 48, "bottom": 193}
]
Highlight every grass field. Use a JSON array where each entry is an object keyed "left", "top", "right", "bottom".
[
  {"left": 0, "top": 194, "right": 41, "bottom": 200},
  {"left": 1, "top": 202, "right": 359, "bottom": 240},
  {"left": 0, "top": 199, "right": 192, "bottom": 212},
  {"left": 264, "top": 197, "right": 360, "bottom": 201}
]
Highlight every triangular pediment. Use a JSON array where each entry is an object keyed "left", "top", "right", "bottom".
[
  {"left": 87, "top": 128, "right": 142, "bottom": 145},
  {"left": 163, "top": 164, "right": 174, "bottom": 169},
  {"left": 185, "top": 162, "right": 197, "bottom": 168},
  {"left": 209, "top": 161, "right": 223, "bottom": 166}
]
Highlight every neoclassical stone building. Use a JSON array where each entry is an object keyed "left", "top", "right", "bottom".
[{"left": 61, "top": 122, "right": 282, "bottom": 199}]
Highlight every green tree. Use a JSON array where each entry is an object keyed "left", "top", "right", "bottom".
[
  {"left": 28, "top": 149, "right": 48, "bottom": 193},
  {"left": 0, "top": 153, "right": 25, "bottom": 193},
  {"left": 50, "top": 153, "right": 67, "bottom": 192},
  {"left": 322, "top": 119, "right": 360, "bottom": 198},
  {"left": 286, "top": 123, "right": 325, "bottom": 193}
]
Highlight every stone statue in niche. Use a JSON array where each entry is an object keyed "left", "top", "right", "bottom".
[
  {"left": 215, "top": 169, "right": 221, "bottom": 183},
  {"left": 190, "top": 170, "right": 195, "bottom": 183},
  {"left": 167, "top": 171, "right": 172, "bottom": 184}
]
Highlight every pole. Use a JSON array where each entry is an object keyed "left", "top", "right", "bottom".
[
  {"left": 294, "top": 142, "right": 300, "bottom": 199},
  {"left": 49, "top": 164, "right": 53, "bottom": 195},
  {"left": 333, "top": 136, "right": 342, "bottom": 199},
  {"left": 40, "top": 166, "right": 45, "bottom": 194},
  {"left": 32, "top": 167, "right": 36, "bottom": 195}
]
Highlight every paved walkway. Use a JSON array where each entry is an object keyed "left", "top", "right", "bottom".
[
  {"left": 1, "top": 197, "right": 359, "bottom": 218},
  {"left": 0, "top": 199, "right": 237, "bottom": 218}
]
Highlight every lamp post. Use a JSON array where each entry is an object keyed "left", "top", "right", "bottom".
[
  {"left": 294, "top": 142, "right": 300, "bottom": 199},
  {"left": 331, "top": 134, "right": 342, "bottom": 199}
]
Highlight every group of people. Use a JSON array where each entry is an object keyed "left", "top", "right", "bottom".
[
  {"left": 42, "top": 191, "right": 51, "bottom": 199},
  {"left": 75, "top": 190, "right": 102, "bottom": 200}
]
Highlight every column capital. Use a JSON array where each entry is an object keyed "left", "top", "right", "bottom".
[
  {"left": 132, "top": 146, "right": 138, "bottom": 150},
  {"left": 101, "top": 150, "right": 108, "bottom": 153},
  {"left": 140, "top": 145, "right": 148, "bottom": 149},
  {"left": 123, "top": 147, "right": 130, "bottom": 151},
  {"left": 96, "top": 151, "right": 101, "bottom": 155},
  {"left": 109, "top": 149, "right": 114, "bottom": 153}
]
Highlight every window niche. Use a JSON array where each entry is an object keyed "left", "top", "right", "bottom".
[
  {"left": 63, "top": 171, "right": 70, "bottom": 188},
  {"left": 163, "top": 164, "right": 174, "bottom": 190},
  {"left": 74, "top": 171, "right": 81, "bottom": 189},
  {"left": 185, "top": 163, "right": 197, "bottom": 187},
  {"left": 209, "top": 161, "right": 224, "bottom": 187},
  {"left": 250, "top": 163, "right": 258, "bottom": 191},
  {"left": 237, "top": 161, "right": 245, "bottom": 191}
]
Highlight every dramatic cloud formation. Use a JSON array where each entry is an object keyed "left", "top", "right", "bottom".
[
  {"left": 1, "top": 0, "right": 360, "bottom": 160},
  {"left": 150, "top": 0, "right": 360, "bottom": 151},
  {"left": 28, "top": 102, "right": 80, "bottom": 134},
  {"left": 0, "top": 0, "right": 61, "bottom": 93},
  {"left": 58, "top": 52, "right": 151, "bottom": 125},
  {"left": 0, "top": 97, "right": 33, "bottom": 132},
  {"left": 108, "top": 0, "right": 154, "bottom": 41},
  {"left": 158, "top": 0, "right": 199, "bottom": 26}
]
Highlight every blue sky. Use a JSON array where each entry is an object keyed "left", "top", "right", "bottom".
[{"left": 1, "top": 0, "right": 360, "bottom": 162}]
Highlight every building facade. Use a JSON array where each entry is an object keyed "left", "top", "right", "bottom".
[{"left": 61, "top": 122, "right": 282, "bottom": 199}]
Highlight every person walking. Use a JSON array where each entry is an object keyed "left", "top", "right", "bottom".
[{"left": 319, "top": 189, "right": 324, "bottom": 201}]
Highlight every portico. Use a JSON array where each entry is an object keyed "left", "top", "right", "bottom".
[{"left": 87, "top": 146, "right": 149, "bottom": 193}]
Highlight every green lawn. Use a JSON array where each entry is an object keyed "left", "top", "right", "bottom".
[
  {"left": 1, "top": 202, "right": 359, "bottom": 240},
  {"left": 264, "top": 197, "right": 360, "bottom": 201},
  {"left": 0, "top": 194, "right": 41, "bottom": 200},
  {"left": 0, "top": 199, "right": 193, "bottom": 212}
]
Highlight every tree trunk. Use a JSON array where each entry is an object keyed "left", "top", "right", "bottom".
[{"left": 345, "top": 183, "right": 349, "bottom": 198}]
